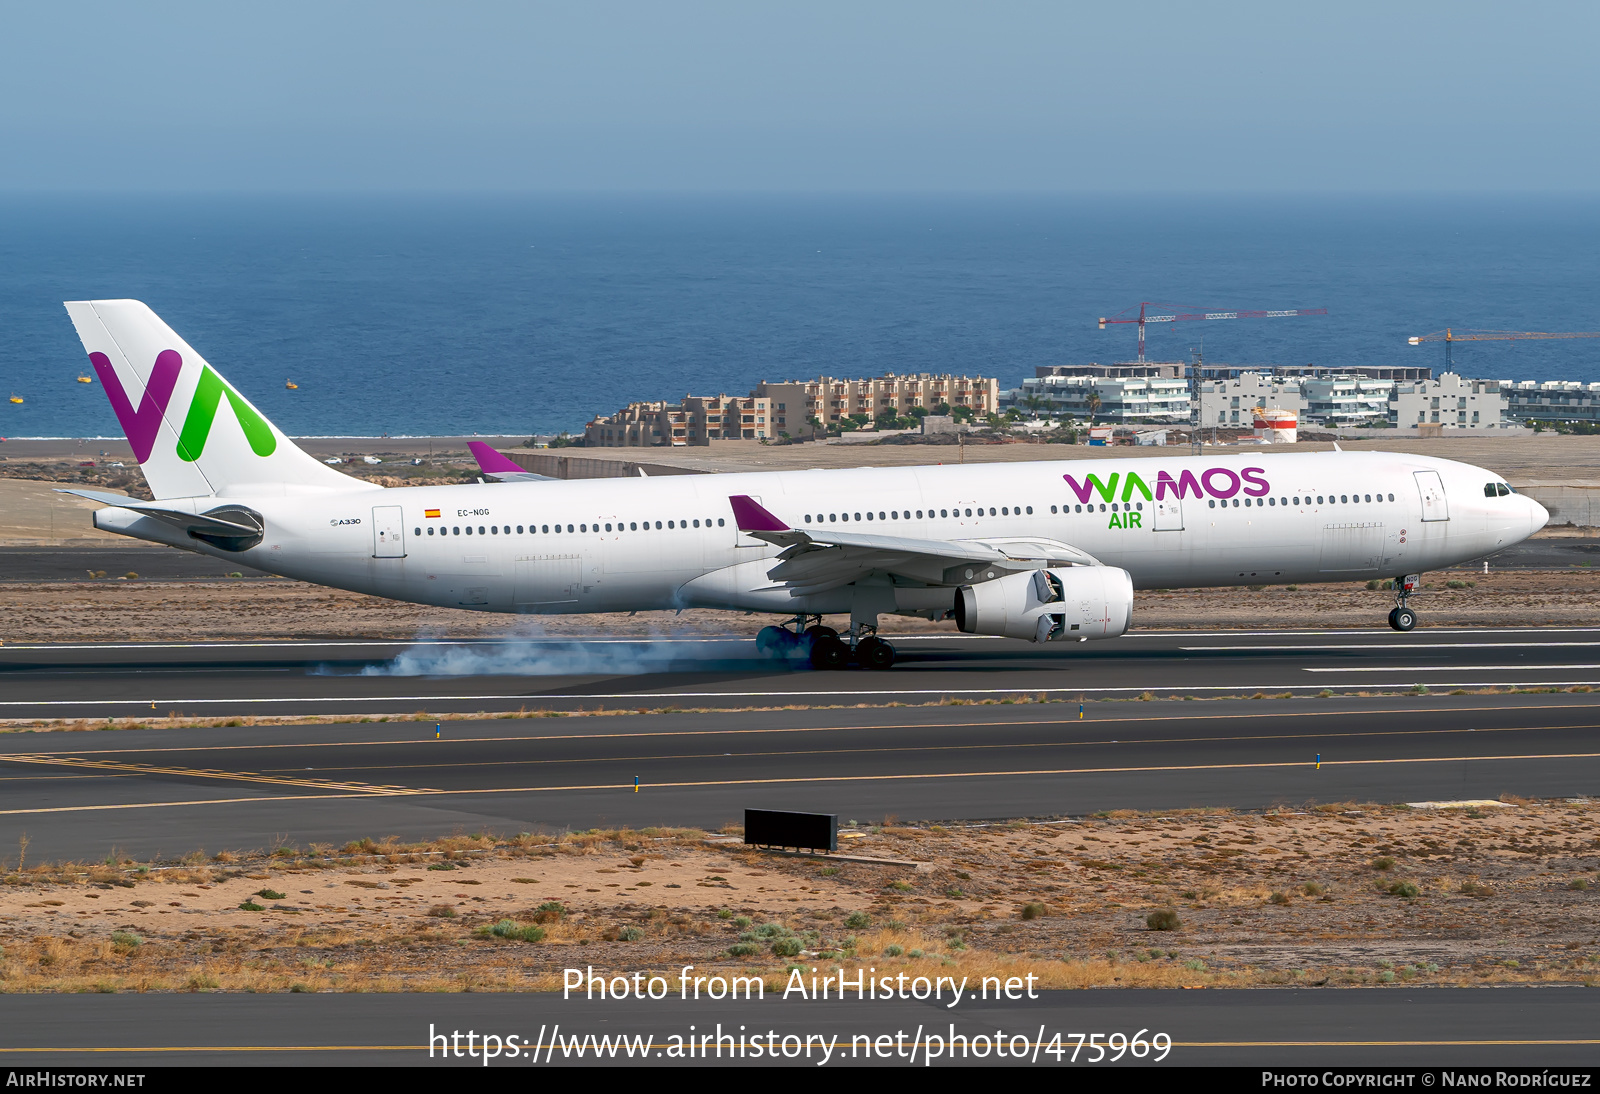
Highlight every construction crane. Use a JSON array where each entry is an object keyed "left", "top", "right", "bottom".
[
  {"left": 1408, "top": 328, "right": 1600, "bottom": 371},
  {"left": 1098, "top": 302, "right": 1327, "bottom": 363}
]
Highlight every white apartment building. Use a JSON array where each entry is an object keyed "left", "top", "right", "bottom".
[
  {"left": 1002, "top": 374, "right": 1191, "bottom": 422},
  {"left": 1198, "top": 373, "right": 1305, "bottom": 428},
  {"left": 1390, "top": 374, "right": 1509, "bottom": 430},
  {"left": 1302, "top": 376, "right": 1394, "bottom": 427},
  {"left": 1501, "top": 379, "right": 1600, "bottom": 424}
]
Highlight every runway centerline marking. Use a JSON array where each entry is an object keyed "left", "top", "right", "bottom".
[
  {"left": 3, "top": 749, "right": 1599, "bottom": 816},
  {"left": 0, "top": 756, "right": 434, "bottom": 796}
]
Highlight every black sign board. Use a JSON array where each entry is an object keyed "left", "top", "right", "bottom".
[{"left": 744, "top": 809, "right": 837, "bottom": 853}]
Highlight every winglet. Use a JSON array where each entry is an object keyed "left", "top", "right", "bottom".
[
  {"left": 467, "top": 441, "right": 529, "bottom": 475},
  {"left": 729, "top": 494, "right": 789, "bottom": 532}
]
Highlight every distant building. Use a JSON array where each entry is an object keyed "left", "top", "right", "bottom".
[
  {"left": 585, "top": 393, "right": 774, "bottom": 447},
  {"left": 1303, "top": 375, "right": 1394, "bottom": 427},
  {"left": 754, "top": 373, "right": 999, "bottom": 430},
  {"left": 583, "top": 371, "right": 999, "bottom": 447},
  {"left": 1501, "top": 379, "right": 1600, "bottom": 424},
  {"left": 1198, "top": 373, "right": 1306, "bottom": 428},
  {"left": 1002, "top": 373, "right": 1190, "bottom": 422},
  {"left": 1390, "top": 374, "right": 1509, "bottom": 430}
]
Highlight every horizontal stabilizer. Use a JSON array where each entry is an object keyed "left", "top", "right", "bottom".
[
  {"left": 55, "top": 488, "right": 261, "bottom": 539},
  {"left": 467, "top": 442, "right": 557, "bottom": 482}
]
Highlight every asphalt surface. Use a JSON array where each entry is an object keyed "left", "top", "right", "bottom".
[
  {"left": 0, "top": 989, "right": 1594, "bottom": 1066},
  {"left": 0, "top": 545, "right": 277, "bottom": 581},
  {"left": 3, "top": 687, "right": 1600, "bottom": 861},
  {"left": 3, "top": 627, "right": 1600, "bottom": 721}
]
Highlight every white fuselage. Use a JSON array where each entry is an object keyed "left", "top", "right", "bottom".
[{"left": 102, "top": 450, "right": 1547, "bottom": 621}]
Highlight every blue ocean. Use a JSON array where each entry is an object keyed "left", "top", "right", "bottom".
[{"left": 3, "top": 194, "right": 1599, "bottom": 439}]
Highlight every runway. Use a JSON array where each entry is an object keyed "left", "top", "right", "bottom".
[
  {"left": 2, "top": 989, "right": 1596, "bottom": 1066},
  {"left": 3, "top": 688, "right": 1600, "bottom": 861},
  {"left": 3, "top": 627, "right": 1600, "bottom": 720}
]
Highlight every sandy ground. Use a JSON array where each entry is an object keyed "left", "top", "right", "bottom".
[
  {"left": 2, "top": 801, "right": 1597, "bottom": 993},
  {"left": 1, "top": 570, "right": 1596, "bottom": 644}
]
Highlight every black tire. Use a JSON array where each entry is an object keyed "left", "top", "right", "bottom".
[
  {"left": 804, "top": 625, "right": 838, "bottom": 641},
  {"left": 809, "top": 636, "right": 850, "bottom": 670},
  {"left": 755, "top": 626, "right": 791, "bottom": 657},
  {"left": 857, "top": 636, "right": 896, "bottom": 670},
  {"left": 1392, "top": 607, "right": 1418, "bottom": 632},
  {"left": 1386, "top": 608, "right": 1399, "bottom": 630}
]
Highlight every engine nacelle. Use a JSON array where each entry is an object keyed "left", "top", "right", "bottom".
[{"left": 954, "top": 566, "right": 1133, "bottom": 642}]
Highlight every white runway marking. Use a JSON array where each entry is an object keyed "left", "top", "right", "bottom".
[
  {"left": 1305, "top": 665, "right": 1600, "bottom": 674},
  {"left": 1188, "top": 642, "right": 1600, "bottom": 652}
]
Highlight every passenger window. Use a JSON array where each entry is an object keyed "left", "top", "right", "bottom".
[
  {"left": 1317, "top": 496, "right": 1324, "bottom": 504},
  {"left": 866, "top": 512, "right": 873, "bottom": 520},
  {"left": 692, "top": 519, "right": 700, "bottom": 528},
  {"left": 1208, "top": 500, "right": 1216, "bottom": 509},
  {"left": 1232, "top": 499, "right": 1239, "bottom": 508},
  {"left": 465, "top": 526, "right": 473, "bottom": 535},
  {"left": 1026, "top": 506, "right": 1033, "bottom": 514},
  {"left": 1267, "top": 498, "right": 1275, "bottom": 507},
  {"left": 1244, "top": 498, "right": 1251, "bottom": 507},
  {"left": 940, "top": 509, "right": 948, "bottom": 517}
]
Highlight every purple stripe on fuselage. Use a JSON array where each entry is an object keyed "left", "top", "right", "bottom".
[{"left": 90, "top": 349, "right": 181, "bottom": 464}]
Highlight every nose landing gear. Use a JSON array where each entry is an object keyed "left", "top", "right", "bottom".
[{"left": 1387, "top": 574, "right": 1421, "bottom": 631}]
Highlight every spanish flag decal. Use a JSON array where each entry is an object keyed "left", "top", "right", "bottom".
[{"left": 425, "top": 509, "right": 441, "bottom": 518}]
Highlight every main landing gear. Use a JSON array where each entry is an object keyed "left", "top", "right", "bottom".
[
  {"left": 1386, "top": 574, "right": 1421, "bottom": 632},
  {"left": 754, "top": 617, "right": 896, "bottom": 670}
]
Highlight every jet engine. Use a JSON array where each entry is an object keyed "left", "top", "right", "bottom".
[{"left": 954, "top": 566, "right": 1133, "bottom": 643}]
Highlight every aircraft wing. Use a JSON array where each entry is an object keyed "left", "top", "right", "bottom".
[
  {"left": 728, "top": 494, "right": 1100, "bottom": 596},
  {"left": 55, "top": 489, "right": 264, "bottom": 538},
  {"left": 467, "top": 442, "right": 559, "bottom": 482}
]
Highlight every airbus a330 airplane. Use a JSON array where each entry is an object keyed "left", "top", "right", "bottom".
[{"left": 60, "top": 300, "right": 1549, "bottom": 669}]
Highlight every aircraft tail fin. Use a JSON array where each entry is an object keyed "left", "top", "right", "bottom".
[
  {"left": 467, "top": 441, "right": 557, "bottom": 482},
  {"left": 64, "top": 300, "right": 375, "bottom": 500}
]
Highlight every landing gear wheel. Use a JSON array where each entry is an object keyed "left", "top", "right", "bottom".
[
  {"left": 809, "top": 635, "right": 850, "bottom": 670},
  {"left": 1390, "top": 606, "right": 1418, "bottom": 632},
  {"left": 856, "top": 636, "right": 896, "bottom": 670},
  {"left": 804, "top": 625, "right": 838, "bottom": 641},
  {"left": 755, "top": 626, "right": 796, "bottom": 657}
]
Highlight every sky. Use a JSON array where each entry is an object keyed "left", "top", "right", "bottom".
[{"left": 0, "top": 1, "right": 1596, "bottom": 192}]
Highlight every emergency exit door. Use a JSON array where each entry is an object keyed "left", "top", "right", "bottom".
[
  {"left": 1413, "top": 471, "right": 1450, "bottom": 522},
  {"left": 372, "top": 506, "right": 406, "bottom": 557}
]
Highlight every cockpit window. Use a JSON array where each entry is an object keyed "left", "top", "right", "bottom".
[{"left": 1485, "top": 482, "right": 1513, "bottom": 497}]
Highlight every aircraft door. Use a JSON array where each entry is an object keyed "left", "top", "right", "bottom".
[
  {"left": 1414, "top": 471, "right": 1450, "bottom": 521},
  {"left": 371, "top": 506, "right": 405, "bottom": 557},
  {"left": 1152, "top": 495, "right": 1183, "bottom": 531}
]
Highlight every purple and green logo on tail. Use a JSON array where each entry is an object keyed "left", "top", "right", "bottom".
[{"left": 91, "top": 349, "right": 276, "bottom": 463}]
